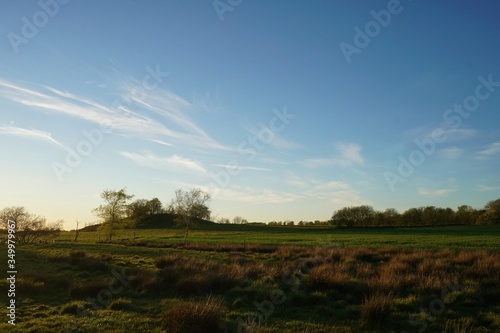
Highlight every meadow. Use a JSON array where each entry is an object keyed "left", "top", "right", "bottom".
[{"left": 1, "top": 225, "right": 499, "bottom": 332}]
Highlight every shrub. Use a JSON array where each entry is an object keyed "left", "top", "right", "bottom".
[{"left": 161, "top": 296, "right": 224, "bottom": 333}]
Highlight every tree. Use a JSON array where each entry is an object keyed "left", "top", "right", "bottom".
[
  {"left": 401, "top": 207, "right": 424, "bottom": 226},
  {"left": 190, "top": 203, "right": 211, "bottom": 220},
  {"left": 93, "top": 188, "right": 134, "bottom": 241},
  {"left": 455, "top": 205, "right": 478, "bottom": 225},
  {"left": 479, "top": 199, "right": 500, "bottom": 225},
  {"left": 0, "top": 207, "right": 61, "bottom": 243},
  {"left": 217, "top": 217, "right": 231, "bottom": 224},
  {"left": 127, "top": 197, "right": 165, "bottom": 223},
  {"left": 127, "top": 199, "right": 149, "bottom": 222},
  {"left": 168, "top": 188, "right": 211, "bottom": 242},
  {"left": 233, "top": 216, "right": 243, "bottom": 224},
  {"left": 330, "top": 205, "right": 375, "bottom": 227},
  {"left": 74, "top": 219, "right": 81, "bottom": 242},
  {"left": 146, "top": 198, "right": 164, "bottom": 215},
  {"left": 382, "top": 208, "right": 400, "bottom": 226}
]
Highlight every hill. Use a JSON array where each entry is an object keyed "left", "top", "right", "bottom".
[{"left": 79, "top": 214, "right": 269, "bottom": 232}]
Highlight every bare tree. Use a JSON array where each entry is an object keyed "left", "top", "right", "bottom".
[
  {"left": 168, "top": 188, "right": 211, "bottom": 242},
  {"left": 233, "top": 216, "right": 248, "bottom": 224},
  {"left": 74, "top": 219, "right": 81, "bottom": 242},
  {"left": 0, "top": 207, "right": 61, "bottom": 243}
]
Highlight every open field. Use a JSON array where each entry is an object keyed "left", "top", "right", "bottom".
[
  {"left": 65, "top": 224, "right": 500, "bottom": 250},
  {"left": 1, "top": 225, "right": 500, "bottom": 332}
]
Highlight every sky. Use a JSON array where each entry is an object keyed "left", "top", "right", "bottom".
[{"left": 1, "top": 0, "right": 499, "bottom": 230}]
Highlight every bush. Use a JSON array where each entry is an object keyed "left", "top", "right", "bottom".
[{"left": 161, "top": 296, "right": 224, "bottom": 333}]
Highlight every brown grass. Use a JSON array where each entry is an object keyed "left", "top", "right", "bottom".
[
  {"left": 360, "top": 292, "right": 394, "bottom": 327},
  {"left": 69, "top": 278, "right": 111, "bottom": 298},
  {"left": 125, "top": 267, "right": 157, "bottom": 293},
  {"left": 161, "top": 296, "right": 225, "bottom": 333},
  {"left": 145, "top": 245, "right": 500, "bottom": 332}
]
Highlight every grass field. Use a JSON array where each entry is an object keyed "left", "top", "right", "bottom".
[
  {"left": 67, "top": 224, "right": 500, "bottom": 250},
  {"left": 1, "top": 225, "right": 499, "bottom": 332}
]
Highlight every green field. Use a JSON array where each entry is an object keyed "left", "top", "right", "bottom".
[
  {"left": 1, "top": 225, "right": 499, "bottom": 332},
  {"left": 65, "top": 224, "right": 500, "bottom": 250}
]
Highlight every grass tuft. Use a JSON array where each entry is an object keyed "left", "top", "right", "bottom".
[
  {"left": 107, "top": 298, "right": 134, "bottom": 311},
  {"left": 69, "top": 278, "right": 111, "bottom": 299},
  {"left": 161, "top": 296, "right": 225, "bottom": 333},
  {"left": 359, "top": 292, "right": 394, "bottom": 328}
]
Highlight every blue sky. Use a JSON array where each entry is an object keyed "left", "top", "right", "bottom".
[{"left": 1, "top": 0, "right": 499, "bottom": 229}]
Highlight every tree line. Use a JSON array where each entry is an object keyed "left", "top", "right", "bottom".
[
  {"left": 2, "top": 188, "right": 498, "bottom": 244},
  {"left": 330, "top": 199, "right": 500, "bottom": 227},
  {"left": 92, "top": 187, "right": 212, "bottom": 242},
  {"left": 0, "top": 207, "right": 62, "bottom": 243}
]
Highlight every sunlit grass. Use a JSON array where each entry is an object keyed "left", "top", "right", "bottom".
[
  {"left": 3, "top": 225, "right": 499, "bottom": 332},
  {"left": 58, "top": 224, "right": 500, "bottom": 250}
]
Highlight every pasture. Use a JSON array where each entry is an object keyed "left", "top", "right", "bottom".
[{"left": 1, "top": 225, "right": 499, "bottom": 332}]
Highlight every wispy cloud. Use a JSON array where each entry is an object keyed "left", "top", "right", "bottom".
[
  {"left": 0, "top": 78, "right": 226, "bottom": 150},
  {"left": 0, "top": 124, "right": 66, "bottom": 150},
  {"left": 120, "top": 151, "right": 206, "bottom": 173},
  {"left": 336, "top": 143, "right": 364, "bottom": 165},
  {"left": 476, "top": 184, "right": 500, "bottom": 192},
  {"left": 302, "top": 158, "right": 338, "bottom": 169},
  {"left": 304, "top": 180, "right": 369, "bottom": 208},
  {"left": 476, "top": 142, "right": 500, "bottom": 160},
  {"left": 406, "top": 126, "right": 476, "bottom": 142},
  {"left": 443, "top": 128, "right": 476, "bottom": 141},
  {"left": 418, "top": 187, "right": 456, "bottom": 196},
  {"left": 440, "top": 147, "right": 464, "bottom": 159},
  {"left": 303, "top": 143, "right": 364, "bottom": 168},
  {"left": 151, "top": 139, "right": 174, "bottom": 147},
  {"left": 206, "top": 185, "right": 301, "bottom": 204},
  {"left": 242, "top": 119, "right": 300, "bottom": 150},
  {"left": 213, "top": 164, "right": 271, "bottom": 172}
]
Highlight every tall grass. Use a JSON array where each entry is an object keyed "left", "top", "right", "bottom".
[{"left": 161, "top": 296, "right": 225, "bottom": 333}]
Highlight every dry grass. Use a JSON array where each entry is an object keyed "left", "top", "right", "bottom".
[
  {"left": 161, "top": 296, "right": 225, "bottom": 333},
  {"left": 60, "top": 244, "right": 500, "bottom": 330},
  {"left": 69, "top": 278, "right": 111, "bottom": 298},
  {"left": 360, "top": 292, "right": 394, "bottom": 327},
  {"left": 125, "top": 267, "right": 157, "bottom": 293}
]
